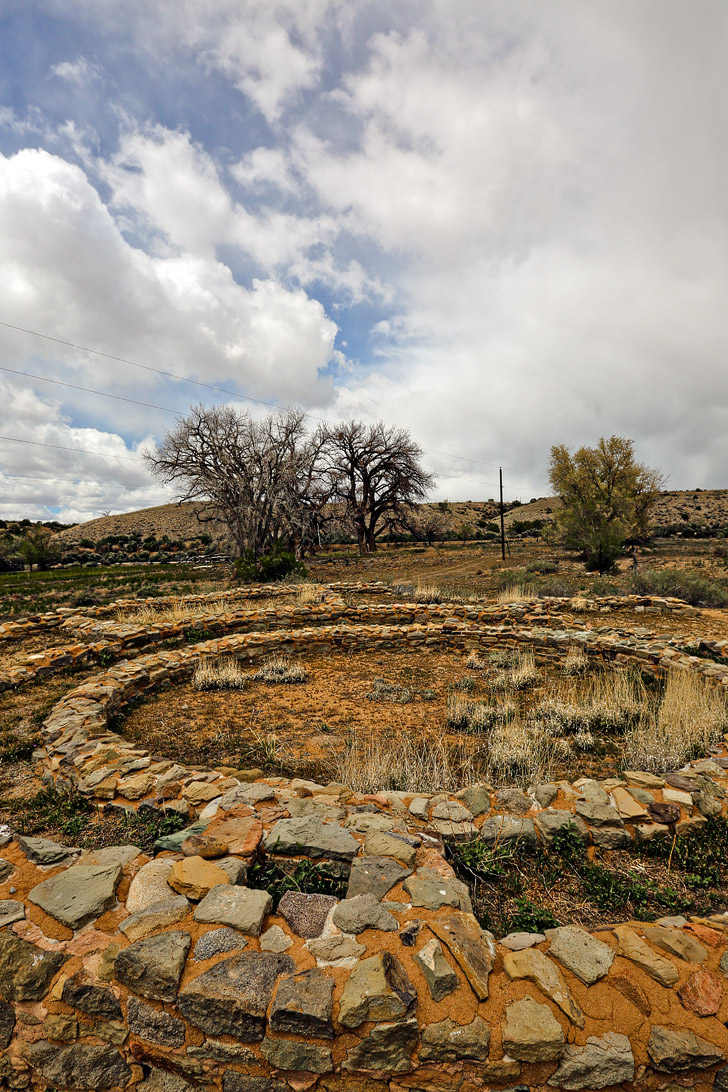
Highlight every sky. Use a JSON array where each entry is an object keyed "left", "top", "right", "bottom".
[{"left": 1, "top": 1, "right": 727, "bottom": 524}]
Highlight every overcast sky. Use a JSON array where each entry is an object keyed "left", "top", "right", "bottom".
[{"left": 1, "top": 1, "right": 727, "bottom": 523}]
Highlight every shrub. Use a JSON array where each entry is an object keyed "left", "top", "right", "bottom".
[
  {"left": 630, "top": 567, "right": 728, "bottom": 607},
  {"left": 333, "top": 730, "right": 470, "bottom": 793},
  {"left": 192, "top": 658, "right": 247, "bottom": 691},
  {"left": 446, "top": 696, "right": 515, "bottom": 733},
  {"left": 626, "top": 668, "right": 728, "bottom": 772},
  {"left": 367, "top": 677, "right": 413, "bottom": 704},
  {"left": 252, "top": 656, "right": 307, "bottom": 684},
  {"left": 234, "top": 543, "right": 307, "bottom": 584}
]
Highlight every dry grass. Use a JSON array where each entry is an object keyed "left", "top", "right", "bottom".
[
  {"left": 332, "top": 730, "right": 471, "bottom": 793},
  {"left": 465, "top": 649, "right": 488, "bottom": 671},
  {"left": 295, "top": 583, "right": 328, "bottom": 605},
  {"left": 496, "top": 583, "right": 535, "bottom": 604},
  {"left": 627, "top": 668, "right": 728, "bottom": 772},
  {"left": 192, "top": 657, "right": 247, "bottom": 691},
  {"left": 446, "top": 694, "right": 516, "bottom": 733},
  {"left": 491, "top": 649, "right": 539, "bottom": 692},
  {"left": 252, "top": 656, "right": 307, "bottom": 684},
  {"left": 533, "top": 668, "right": 643, "bottom": 736},
  {"left": 562, "top": 644, "right": 589, "bottom": 677},
  {"left": 116, "top": 596, "right": 232, "bottom": 625},
  {"left": 484, "top": 718, "right": 568, "bottom": 785}
]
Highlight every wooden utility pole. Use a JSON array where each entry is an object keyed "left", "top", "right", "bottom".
[{"left": 499, "top": 467, "right": 506, "bottom": 561}]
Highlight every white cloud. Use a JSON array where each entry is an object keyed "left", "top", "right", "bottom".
[{"left": 51, "top": 56, "right": 102, "bottom": 85}]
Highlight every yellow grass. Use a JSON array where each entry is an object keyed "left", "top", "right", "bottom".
[
  {"left": 116, "top": 596, "right": 233, "bottom": 625},
  {"left": 332, "top": 730, "right": 471, "bottom": 794},
  {"left": 627, "top": 668, "right": 728, "bottom": 772},
  {"left": 191, "top": 657, "right": 247, "bottom": 691}
]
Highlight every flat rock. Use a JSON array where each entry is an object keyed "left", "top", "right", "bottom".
[
  {"left": 500, "top": 931, "right": 544, "bottom": 950},
  {"left": 479, "top": 815, "right": 537, "bottom": 845},
  {"left": 343, "top": 1017, "right": 419, "bottom": 1074},
  {"left": 495, "top": 787, "right": 532, "bottom": 814},
  {"left": 531, "top": 782, "right": 559, "bottom": 808},
  {"left": 259, "top": 925, "right": 292, "bottom": 953},
  {"left": 364, "top": 829, "right": 419, "bottom": 866},
  {"left": 535, "top": 810, "right": 589, "bottom": 844},
  {"left": 120, "top": 896, "right": 190, "bottom": 943},
  {"left": 641, "top": 924, "right": 707, "bottom": 964},
  {"left": 264, "top": 816, "right": 358, "bottom": 860},
  {"left": 403, "top": 868, "right": 472, "bottom": 913},
  {"left": 127, "top": 996, "right": 185, "bottom": 1047},
  {"left": 624, "top": 770, "right": 665, "bottom": 788},
  {"left": 177, "top": 951, "right": 294, "bottom": 1041},
  {"left": 153, "top": 819, "right": 211, "bottom": 854},
  {"left": 204, "top": 815, "right": 263, "bottom": 856},
  {"left": 261, "top": 1038, "right": 333, "bottom": 1073},
  {"left": 0, "top": 931, "right": 67, "bottom": 1001},
  {"left": 613, "top": 925, "right": 679, "bottom": 987},
  {"left": 413, "top": 938, "right": 459, "bottom": 1002},
  {"left": 79, "top": 845, "right": 141, "bottom": 868},
  {"left": 332, "top": 893, "right": 398, "bottom": 933},
  {"left": 548, "top": 925, "right": 615, "bottom": 985},
  {"left": 338, "top": 952, "right": 416, "bottom": 1027},
  {"left": 219, "top": 782, "right": 276, "bottom": 809},
  {"left": 126, "top": 860, "right": 175, "bottom": 914},
  {"left": 575, "top": 800, "right": 623, "bottom": 827},
  {"left": 194, "top": 885, "right": 272, "bottom": 936},
  {"left": 194, "top": 927, "right": 247, "bottom": 960},
  {"left": 114, "top": 930, "right": 190, "bottom": 1001},
  {"left": 307, "top": 933, "right": 366, "bottom": 963},
  {"left": 548, "top": 1032, "right": 634, "bottom": 1090},
  {"left": 269, "top": 967, "right": 334, "bottom": 1038},
  {"left": 610, "top": 787, "right": 649, "bottom": 820},
  {"left": 214, "top": 857, "right": 248, "bottom": 885},
  {"left": 678, "top": 968, "right": 723, "bottom": 1015},
  {"left": 62, "top": 977, "right": 122, "bottom": 1019},
  {"left": 17, "top": 834, "right": 77, "bottom": 864},
  {"left": 502, "top": 995, "right": 564, "bottom": 1062},
  {"left": 346, "top": 855, "right": 411, "bottom": 900},
  {"left": 427, "top": 911, "right": 495, "bottom": 1001},
  {"left": 666, "top": 772, "right": 698, "bottom": 792},
  {"left": 419, "top": 1016, "right": 490, "bottom": 1062},
  {"left": 647, "top": 1025, "right": 723, "bottom": 1071},
  {"left": 29, "top": 862, "right": 122, "bottom": 929},
  {"left": 503, "top": 947, "right": 585, "bottom": 1027},
  {"left": 577, "top": 780, "right": 610, "bottom": 806},
  {"left": 648, "top": 801, "right": 681, "bottom": 824},
  {"left": 26, "top": 1042, "right": 131, "bottom": 1091},
  {"left": 278, "top": 890, "right": 338, "bottom": 938},
  {"left": 168, "top": 856, "right": 230, "bottom": 900},
  {"left": 459, "top": 783, "right": 492, "bottom": 816},
  {"left": 0, "top": 899, "right": 24, "bottom": 927},
  {"left": 181, "top": 833, "right": 228, "bottom": 858}
]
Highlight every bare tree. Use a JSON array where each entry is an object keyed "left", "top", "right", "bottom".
[
  {"left": 319, "top": 420, "right": 435, "bottom": 553},
  {"left": 145, "top": 405, "right": 326, "bottom": 559},
  {"left": 397, "top": 504, "right": 447, "bottom": 546}
]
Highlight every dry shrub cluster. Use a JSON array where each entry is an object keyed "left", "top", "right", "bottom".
[
  {"left": 332, "top": 730, "right": 471, "bottom": 794},
  {"left": 626, "top": 668, "right": 728, "bottom": 772},
  {"left": 192, "top": 658, "right": 246, "bottom": 691},
  {"left": 491, "top": 649, "right": 539, "bottom": 691},
  {"left": 117, "top": 596, "right": 232, "bottom": 625},
  {"left": 252, "top": 656, "right": 307, "bottom": 684}
]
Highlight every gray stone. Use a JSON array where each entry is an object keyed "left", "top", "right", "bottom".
[
  {"left": 79, "top": 844, "right": 141, "bottom": 868},
  {"left": 0, "top": 859, "right": 14, "bottom": 883},
  {"left": 574, "top": 800, "right": 623, "bottom": 827},
  {"left": 346, "top": 855, "right": 411, "bottom": 900},
  {"left": 343, "top": 1018, "right": 419, "bottom": 1074},
  {"left": 153, "top": 819, "right": 211, "bottom": 854},
  {"left": 278, "top": 890, "right": 338, "bottom": 938},
  {"left": 28, "top": 862, "right": 122, "bottom": 929},
  {"left": 694, "top": 790, "right": 722, "bottom": 817},
  {"left": 419, "top": 1016, "right": 490, "bottom": 1062},
  {"left": 26, "top": 1042, "right": 131, "bottom": 1090},
  {"left": 531, "top": 782, "right": 559, "bottom": 808},
  {"left": 495, "top": 788, "right": 532, "bottom": 814},
  {"left": 194, "top": 927, "right": 247, "bottom": 960},
  {"left": 548, "top": 925, "right": 615, "bottom": 985},
  {"left": 307, "top": 933, "right": 366, "bottom": 963},
  {"left": 715, "top": 1064, "right": 728, "bottom": 1092},
  {"left": 0, "top": 930, "right": 67, "bottom": 1000},
  {"left": 647, "top": 1026, "right": 723, "bottom": 1071},
  {"left": 223, "top": 1075, "right": 286, "bottom": 1092},
  {"left": 500, "top": 931, "right": 544, "bottom": 951},
  {"left": 577, "top": 780, "right": 610, "bottom": 806},
  {"left": 629, "top": 786, "right": 655, "bottom": 805},
  {"left": 548, "top": 1032, "right": 634, "bottom": 1090},
  {"left": 114, "top": 930, "right": 190, "bottom": 1001},
  {"left": 364, "top": 829, "right": 420, "bottom": 866},
  {"left": 259, "top": 925, "right": 292, "bottom": 953},
  {"left": 332, "top": 893, "right": 398, "bottom": 933},
  {"left": 215, "top": 857, "right": 248, "bottom": 885},
  {"left": 338, "top": 952, "right": 416, "bottom": 1028},
  {"left": 220, "top": 782, "right": 276, "bottom": 809},
  {"left": 17, "top": 834, "right": 77, "bottom": 864},
  {"left": 591, "top": 825, "right": 631, "bottom": 849},
  {"left": 264, "top": 816, "right": 358, "bottom": 860},
  {"left": 502, "top": 996, "right": 564, "bottom": 1062},
  {"left": 0, "top": 899, "right": 24, "bottom": 927},
  {"left": 720, "top": 949, "right": 728, "bottom": 977},
  {"left": 460, "top": 783, "right": 492, "bottom": 816},
  {"left": 344, "top": 811, "right": 403, "bottom": 833},
  {"left": 479, "top": 815, "right": 537, "bottom": 845},
  {"left": 126, "top": 996, "right": 185, "bottom": 1047},
  {"left": 120, "top": 896, "right": 190, "bottom": 942},
  {"left": 261, "top": 1038, "right": 332, "bottom": 1073},
  {"left": 0, "top": 999, "right": 15, "bottom": 1050},
  {"left": 413, "top": 938, "right": 458, "bottom": 1002},
  {"left": 136, "top": 1067, "right": 199, "bottom": 1092},
  {"left": 403, "top": 868, "right": 472, "bottom": 913},
  {"left": 62, "top": 977, "right": 122, "bottom": 1019},
  {"left": 269, "top": 968, "right": 334, "bottom": 1038},
  {"left": 126, "top": 860, "right": 175, "bottom": 914},
  {"left": 194, "top": 885, "right": 272, "bottom": 936},
  {"left": 535, "top": 810, "right": 589, "bottom": 844},
  {"left": 178, "top": 951, "right": 294, "bottom": 1041}
]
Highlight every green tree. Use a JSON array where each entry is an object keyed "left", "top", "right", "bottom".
[
  {"left": 17, "top": 527, "right": 61, "bottom": 571},
  {"left": 548, "top": 436, "right": 665, "bottom": 573}
]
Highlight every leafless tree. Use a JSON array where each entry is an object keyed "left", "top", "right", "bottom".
[
  {"left": 145, "top": 405, "right": 327, "bottom": 559},
  {"left": 318, "top": 420, "right": 436, "bottom": 553},
  {"left": 397, "top": 505, "right": 447, "bottom": 546}
]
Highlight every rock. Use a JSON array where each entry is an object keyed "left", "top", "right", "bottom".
[
  {"left": 307, "top": 933, "right": 366, "bottom": 963},
  {"left": 184, "top": 780, "right": 225, "bottom": 807},
  {"left": 261, "top": 1038, "right": 333, "bottom": 1073},
  {"left": 430, "top": 800, "right": 477, "bottom": 840},
  {"left": 413, "top": 938, "right": 459, "bottom": 1001},
  {"left": 663, "top": 787, "right": 693, "bottom": 810},
  {"left": 431, "top": 799, "right": 473, "bottom": 822},
  {"left": 715, "top": 1064, "right": 728, "bottom": 1092},
  {"left": 332, "top": 893, "right": 398, "bottom": 933},
  {"left": 29, "top": 862, "right": 122, "bottom": 929},
  {"left": 577, "top": 780, "right": 610, "bottom": 806},
  {"left": 495, "top": 787, "right": 532, "bottom": 814},
  {"left": 403, "top": 868, "right": 472, "bottom": 913},
  {"left": 182, "top": 833, "right": 229, "bottom": 858},
  {"left": 648, "top": 801, "right": 681, "bottom": 824},
  {"left": 219, "top": 781, "right": 276, "bottom": 809},
  {"left": 259, "top": 925, "right": 292, "bottom": 953},
  {"left": 215, "top": 857, "right": 248, "bottom": 885},
  {"left": 0, "top": 930, "right": 67, "bottom": 1000},
  {"left": 269, "top": 968, "right": 334, "bottom": 1038},
  {"left": 677, "top": 968, "right": 723, "bottom": 1016},
  {"left": 460, "top": 783, "right": 492, "bottom": 816},
  {"left": 547, "top": 1032, "right": 634, "bottom": 1089},
  {"left": 139, "top": 1068, "right": 201, "bottom": 1092},
  {"left": 613, "top": 925, "right": 679, "bottom": 987},
  {"left": 502, "top": 996, "right": 564, "bottom": 1062},
  {"left": 346, "top": 856, "right": 411, "bottom": 900},
  {"left": 168, "top": 856, "right": 230, "bottom": 900},
  {"left": 610, "top": 787, "right": 649, "bottom": 820},
  {"left": 500, "top": 931, "right": 544, "bottom": 951},
  {"left": 177, "top": 951, "right": 294, "bottom": 1041},
  {"left": 647, "top": 1025, "right": 724, "bottom": 1071},
  {"left": 624, "top": 770, "right": 665, "bottom": 788},
  {"left": 120, "top": 896, "right": 190, "bottom": 943},
  {"left": 25, "top": 1042, "right": 131, "bottom": 1090},
  {"left": 223, "top": 1076, "right": 286, "bottom": 1092},
  {"left": 535, "top": 810, "right": 589, "bottom": 844},
  {"left": 44, "top": 1013, "right": 78, "bottom": 1041},
  {"left": 127, "top": 996, "right": 186, "bottom": 1047},
  {"left": 428, "top": 911, "right": 495, "bottom": 1001},
  {"left": 666, "top": 772, "right": 697, "bottom": 791},
  {"left": 278, "top": 891, "right": 338, "bottom": 938},
  {"left": 16, "top": 834, "right": 77, "bottom": 864},
  {"left": 194, "top": 885, "right": 272, "bottom": 936},
  {"left": 204, "top": 815, "right": 263, "bottom": 856},
  {"left": 338, "top": 952, "right": 417, "bottom": 1027},
  {"left": 194, "top": 927, "right": 247, "bottom": 960},
  {"left": 479, "top": 815, "right": 537, "bottom": 845},
  {"left": 694, "top": 789, "right": 723, "bottom": 817},
  {"left": 531, "top": 782, "right": 559, "bottom": 808},
  {"left": 118, "top": 772, "right": 156, "bottom": 800},
  {"left": 114, "top": 931, "right": 191, "bottom": 1001},
  {"left": 419, "top": 1016, "right": 490, "bottom": 1061},
  {"left": 641, "top": 924, "right": 707, "bottom": 964},
  {"left": 62, "top": 977, "right": 122, "bottom": 1019},
  {"left": 548, "top": 925, "right": 615, "bottom": 985},
  {"left": 343, "top": 1018, "right": 418, "bottom": 1074},
  {"left": 0, "top": 1000, "right": 14, "bottom": 1050},
  {"left": 0, "top": 899, "right": 24, "bottom": 927},
  {"left": 574, "top": 800, "right": 623, "bottom": 827},
  {"left": 0, "top": 859, "right": 14, "bottom": 883},
  {"left": 503, "top": 948, "right": 585, "bottom": 1027},
  {"left": 153, "top": 819, "right": 211, "bottom": 854},
  {"left": 591, "top": 824, "right": 631, "bottom": 849},
  {"left": 265, "top": 816, "right": 358, "bottom": 860},
  {"left": 126, "top": 860, "right": 175, "bottom": 914},
  {"left": 364, "top": 829, "right": 420, "bottom": 866}
]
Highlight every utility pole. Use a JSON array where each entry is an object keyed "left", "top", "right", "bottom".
[{"left": 499, "top": 467, "right": 506, "bottom": 561}]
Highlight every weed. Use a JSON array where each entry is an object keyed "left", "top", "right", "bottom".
[
  {"left": 1, "top": 785, "right": 93, "bottom": 836},
  {"left": 367, "top": 677, "right": 413, "bottom": 704},
  {"left": 626, "top": 668, "right": 728, "bottom": 772},
  {"left": 465, "top": 650, "right": 488, "bottom": 671},
  {"left": 507, "top": 897, "right": 559, "bottom": 934},
  {"left": 446, "top": 695, "right": 515, "bottom": 733},
  {"left": 451, "top": 676, "right": 477, "bottom": 694},
  {"left": 333, "top": 729, "right": 472, "bottom": 794},
  {"left": 561, "top": 645, "right": 589, "bottom": 677},
  {"left": 252, "top": 656, "right": 307, "bottom": 684},
  {"left": 631, "top": 567, "right": 728, "bottom": 608},
  {"left": 0, "top": 734, "right": 40, "bottom": 762},
  {"left": 248, "top": 857, "right": 347, "bottom": 909},
  {"left": 192, "top": 657, "right": 247, "bottom": 691}
]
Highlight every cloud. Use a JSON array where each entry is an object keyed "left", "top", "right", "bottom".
[{"left": 51, "top": 56, "right": 102, "bottom": 85}]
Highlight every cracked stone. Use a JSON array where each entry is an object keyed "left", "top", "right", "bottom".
[
  {"left": 403, "top": 868, "right": 472, "bottom": 913},
  {"left": 26, "top": 1042, "right": 131, "bottom": 1090},
  {"left": 427, "top": 911, "right": 495, "bottom": 1001},
  {"left": 177, "top": 951, "right": 294, "bottom": 1041},
  {"left": 346, "top": 856, "right": 411, "bottom": 900},
  {"left": 343, "top": 1018, "right": 419, "bottom": 1074},
  {"left": 479, "top": 814, "right": 537, "bottom": 845},
  {"left": 127, "top": 996, "right": 185, "bottom": 1047},
  {"left": 338, "top": 952, "right": 417, "bottom": 1028},
  {"left": 62, "top": 977, "right": 122, "bottom": 1020},
  {"left": 548, "top": 925, "right": 615, "bottom": 985},
  {"left": 194, "top": 885, "right": 272, "bottom": 936},
  {"left": 502, "top": 996, "right": 564, "bottom": 1063},
  {"left": 547, "top": 1032, "right": 634, "bottom": 1090},
  {"left": 269, "top": 968, "right": 334, "bottom": 1038},
  {"left": 114, "top": 931, "right": 191, "bottom": 1001},
  {"left": 503, "top": 948, "right": 585, "bottom": 1027},
  {"left": 332, "top": 893, "right": 398, "bottom": 933},
  {"left": 413, "top": 938, "right": 459, "bottom": 1002},
  {"left": 419, "top": 1016, "right": 489, "bottom": 1062},
  {"left": 261, "top": 1038, "right": 333, "bottom": 1073}
]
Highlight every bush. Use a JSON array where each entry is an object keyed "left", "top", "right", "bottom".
[
  {"left": 234, "top": 543, "right": 307, "bottom": 583},
  {"left": 630, "top": 567, "right": 728, "bottom": 607}
]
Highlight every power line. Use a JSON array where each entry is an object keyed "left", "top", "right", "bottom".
[
  {"left": 0, "top": 434, "right": 141, "bottom": 463},
  {"left": 0, "top": 367, "right": 178, "bottom": 415}
]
